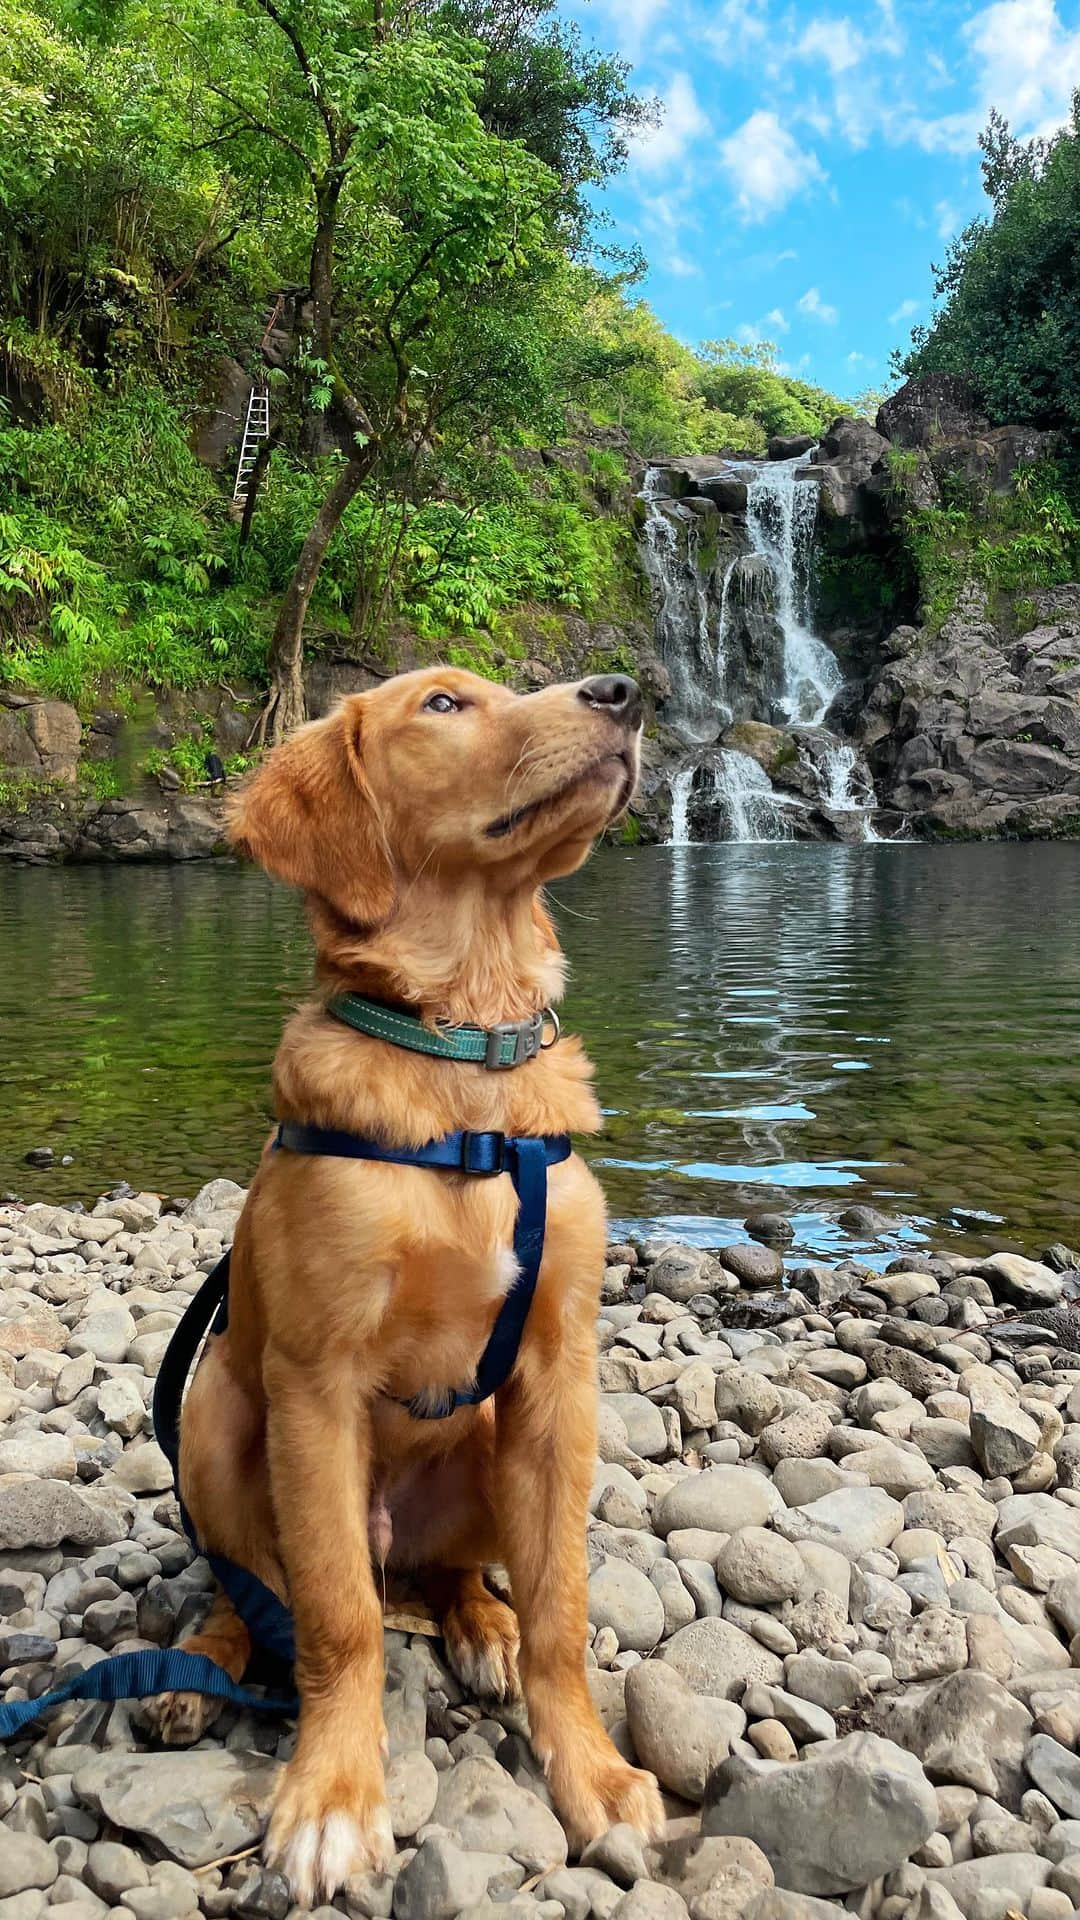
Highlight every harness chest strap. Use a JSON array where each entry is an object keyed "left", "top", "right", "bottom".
[{"left": 0, "top": 1120, "right": 572, "bottom": 1738}]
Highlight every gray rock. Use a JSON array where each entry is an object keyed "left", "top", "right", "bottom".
[
  {"left": 879, "top": 1669, "right": 1032, "bottom": 1807},
  {"left": 744, "top": 1897, "right": 848, "bottom": 1920},
  {"left": 976, "top": 1252, "right": 1063, "bottom": 1307},
  {"left": 903, "top": 1486, "right": 998, "bottom": 1543},
  {"left": 385, "top": 1751, "right": 439, "bottom": 1841},
  {"left": 605, "top": 1394, "right": 669, "bottom": 1461},
  {"left": 995, "top": 1492, "right": 1080, "bottom": 1560},
  {"left": 759, "top": 1409, "right": 834, "bottom": 1467},
  {"left": 772, "top": 1486, "right": 903, "bottom": 1558},
  {"left": 783, "top": 1652, "right": 869, "bottom": 1713},
  {"left": 431, "top": 1756, "right": 567, "bottom": 1872},
  {"left": 969, "top": 1400, "right": 1041, "bottom": 1478},
  {"left": 653, "top": 1469, "right": 782, "bottom": 1538},
  {"left": 718, "top": 1246, "right": 784, "bottom": 1289},
  {"left": 886, "top": 1608, "right": 968, "bottom": 1682},
  {"left": 0, "top": 1479, "right": 123, "bottom": 1551},
  {"left": 580, "top": 1824, "right": 651, "bottom": 1888},
  {"left": 0, "top": 1836, "right": 58, "bottom": 1898},
  {"left": 659, "top": 1617, "right": 784, "bottom": 1700},
  {"left": 716, "top": 1531, "right": 805, "bottom": 1606},
  {"left": 84, "top": 1842, "right": 150, "bottom": 1901},
  {"left": 703, "top": 1733, "right": 938, "bottom": 1895},
  {"left": 712, "top": 1371, "right": 783, "bottom": 1436},
  {"left": 624, "top": 1660, "right": 745, "bottom": 1801},
  {"left": 922, "top": 1855, "right": 1051, "bottom": 1920},
  {"left": 1026, "top": 1734, "right": 1080, "bottom": 1819},
  {"left": 654, "top": 1832, "right": 773, "bottom": 1913},
  {"left": 610, "top": 1888, "right": 689, "bottom": 1920},
  {"left": 392, "top": 1835, "right": 521, "bottom": 1920},
  {"left": 589, "top": 1558, "right": 666, "bottom": 1653},
  {"left": 72, "top": 1751, "right": 280, "bottom": 1869}
]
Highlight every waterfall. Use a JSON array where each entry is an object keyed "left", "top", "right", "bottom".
[
  {"left": 713, "top": 751, "right": 793, "bottom": 843},
  {"left": 637, "top": 471, "right": 727, "bottom": 742},
  {"left": 668, "top": 766, "right": 695, "bottom": 846},
  {"left": 818, "top": 739, "right": 880, "bottom": 842},
  {"left": 744, "top": 455, "right": 842, "bottom": 724}
]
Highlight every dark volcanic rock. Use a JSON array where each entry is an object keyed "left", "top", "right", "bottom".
[{"left": 877, "top": 374, "right": 989, "bottom": 449}]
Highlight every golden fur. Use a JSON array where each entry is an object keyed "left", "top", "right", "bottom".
[{"left": 152, "top": 667, "right": 664, "bottom": 1903}]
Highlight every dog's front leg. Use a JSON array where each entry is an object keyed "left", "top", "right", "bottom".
[
  {"left": 262, "top": 1349, "right": 393, "bottom": 1904},
  {"left": 495, "top": 1320, "right": 665, "bottom": 1852}
]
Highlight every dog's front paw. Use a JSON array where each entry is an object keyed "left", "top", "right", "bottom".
[
  {"left": 554, "top": 1748, "right": 666, "bottom": 1854},
  {"left": 264, "top": 1765, "right": 394, "bottom": 1905}
]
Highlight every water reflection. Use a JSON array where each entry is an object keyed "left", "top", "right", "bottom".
[{"left": 1, "top": 843, "right": 1079, "bottom": 1258}]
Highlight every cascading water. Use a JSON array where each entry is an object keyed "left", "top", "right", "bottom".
[
  {"left": 639, "top": 455, "right": 881, "bottom": 845},
  {"left": 818, "top": 739, "right": 880, "bottom": 843},
  {"left": 637, "top": 470, "right": 729, "bottom": 743},
  {"left": 668, "top": 766, "right": 695, "bottom": 847},
  {"left": 713, "top": 751, "right": 793, "bottom": 843},
  {"left": 744, "top": 455, "right": 842, "bottom": 724}
]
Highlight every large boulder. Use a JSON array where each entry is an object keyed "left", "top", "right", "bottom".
[
  {"left": 702, "top": 1733, "right": 938, "bottom": 1896},
  {"left": 72, "top": 1751, "right": 281, "bottom": 1868},
  {"left": 876, "top": 374, "right": 989, "bottom": 449}
]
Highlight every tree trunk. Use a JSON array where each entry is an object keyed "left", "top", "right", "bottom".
[{"left": 260, "top": 451, "right": 373, "bottom": 744}]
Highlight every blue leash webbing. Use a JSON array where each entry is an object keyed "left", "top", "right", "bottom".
[{"left": 0, "top": 1123, "right": 569, "bottom": 1738}]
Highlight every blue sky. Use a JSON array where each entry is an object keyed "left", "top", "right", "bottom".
[{"left": 566, "top": 0, "right": 1080, "bottom": 398}]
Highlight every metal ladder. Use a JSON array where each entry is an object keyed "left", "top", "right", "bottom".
[{"left": 232, "top": 384, "right": 271, "bottom": 505}]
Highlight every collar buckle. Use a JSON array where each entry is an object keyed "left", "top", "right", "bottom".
[{"left": 484, "top": 1014, "right": 544, "bottom": 1070}]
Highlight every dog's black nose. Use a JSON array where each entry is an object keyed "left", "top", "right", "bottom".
[{"left": 578, "top": 674, "right": 642, "bottom": 728}]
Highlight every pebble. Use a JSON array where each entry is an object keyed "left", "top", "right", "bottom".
[{"left": 3, "top": 1187, "right": 1080, "bottom": 1917}]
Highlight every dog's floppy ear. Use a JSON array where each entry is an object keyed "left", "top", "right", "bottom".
[{"left": 228, "top": 698, "right": 395, "bottom": 926}]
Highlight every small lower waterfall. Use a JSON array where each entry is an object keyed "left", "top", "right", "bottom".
[
  {"left": 713, "top": 751, "right": 793, "bottom": 842},
  {"left": 818, "top": 740, "right": 880, "bottom": 843},
  {"left": 668, "top": 766, "right": 694, "bottom": 846}
]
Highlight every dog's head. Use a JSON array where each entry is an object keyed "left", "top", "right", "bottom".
[{"left": 228, "top": 667, "right": 642, "bottom": 928}]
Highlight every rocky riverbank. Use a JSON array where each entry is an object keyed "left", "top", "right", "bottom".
[{"left": 4, "top": 1187, "right": 1080, "bottom": 1920}]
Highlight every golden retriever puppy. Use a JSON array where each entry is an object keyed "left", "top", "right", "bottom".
[{"left": 154, "top": 666, "right": 664, "bottom": 1902}]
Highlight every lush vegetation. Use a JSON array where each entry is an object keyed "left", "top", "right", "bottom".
[
  {"left": 903, "top": 461, "right": 1080, "bottom": 634},
  {"left": 904, "top": 97, "right": 1080, "bottom": 438},
  {"left": 0, "top": 0, "right": 852, "bottom": 740}
]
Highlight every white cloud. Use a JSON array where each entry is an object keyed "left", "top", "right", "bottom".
[
  {"left": 706, "top": 0, "right": 771, "bottom": 64},
  {"left": 629, "top": 72, "right": 708, "bottom": 173},
  {"left": 797, "top": 18, "right": 863, "bottom": 76},
  {"left": 592, "top": 0, "right": 669, "bottom": 60},
  {"left": 901, "top": 0, "right": 1080, "bottom": 154},
  {"left": 966, "top": 0, "right": 1080, "bottom": 141},
  {"left": 638, "top": 187, "right": 702, "bottom": 277},
  {"left": 935, "top": 199, "right": 961, "bottom": 239},
  {"left": 764, "top": 307, "right": 790, "bottom": 333},
  {"left": 719, "top": 111, "right": 827, "bottom": 220},
  {"left": 888, "top": 297, "right": 920, "bottom": 324},
  {"left": 798, "top": 285, "right": 839, "bottom": 324}
]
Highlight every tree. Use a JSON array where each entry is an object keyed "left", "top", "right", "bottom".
[
  {"left": 902, "top": 95, "right": 1080, "bottom": 437},
  {"left": 697, "top": 339, "right": 843, "bottom": 442},
  {"left": 177, "top": 0, "right": 562, "bottom": 738}
]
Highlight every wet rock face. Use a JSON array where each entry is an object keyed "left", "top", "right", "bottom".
[
  {"left": 4, "top": 1184, "right": 1080, "bottom": 1914},
  {"left": 859, "top": 582, "right": 1080, "bottom": 838}
]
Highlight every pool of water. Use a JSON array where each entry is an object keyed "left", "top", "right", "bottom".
[{"left": 2, "top": 843, "right": 1079, "bottom": 1261}]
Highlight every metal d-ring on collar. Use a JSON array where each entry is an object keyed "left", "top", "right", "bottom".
[{"left": 327, "top": 992, "right": 561, "bottom": 1070}]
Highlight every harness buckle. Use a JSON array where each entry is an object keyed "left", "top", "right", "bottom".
[
  {"left": 461, "top": 1131, "right": 506, "bottom": 1176},
  {"left": 484, "top": 1015, "right": 543, "bottom": 1070}
]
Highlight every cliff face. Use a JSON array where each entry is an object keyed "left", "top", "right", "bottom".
[{"left": 810, "top": 376, "right": 1080, "bottom": 840}]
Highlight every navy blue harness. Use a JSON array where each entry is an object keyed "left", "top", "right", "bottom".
[{"left": 0, "top": 1118, "right": 570, "bottom": 1738}]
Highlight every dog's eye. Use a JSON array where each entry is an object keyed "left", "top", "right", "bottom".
[{"left": 423, "top": 692, "right": 461, "bottom": 714}]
